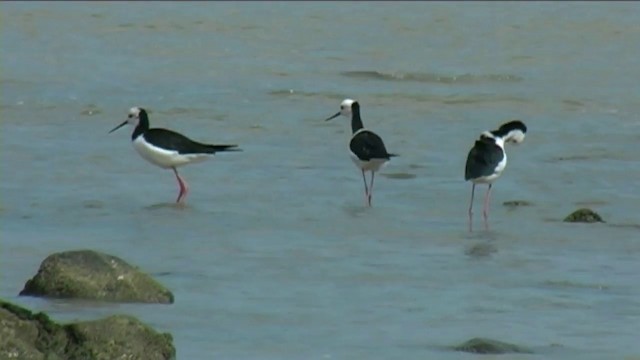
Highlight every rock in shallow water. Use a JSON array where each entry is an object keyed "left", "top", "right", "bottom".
[
  {"left": 464, "top": 243, "right": 498, "bottom": 258},
  {"left": 20, "top": 250, "right": 174, "bottom": 304},
  {"left": 563, "top": 208, "right": 605, "bottom": 223},
  {"left": 0, "top": 299, "right": 175, "bottom": 360},
  {"left": 502, "top": 200, "right": 533, "bottom": 207},
  {"left": 453, "top": 337, "right": 533, "bottom": 354},
  {"left": 66, "top": 315, "right": 175, "bottom": 360}
]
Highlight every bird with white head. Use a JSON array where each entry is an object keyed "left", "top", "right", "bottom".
[
  {"left": 109, "top": 107, "right": 240, "bottom": 204},
  {"left": 465, "top": 120, "right": 527, "bottom": 231},
  {"left": 325, "top": 99, "right": 397, "bottom": 207}
]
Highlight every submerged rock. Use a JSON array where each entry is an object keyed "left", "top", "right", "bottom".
[
  {"left": 380, "top": 172, "right": 417, "bottom": 180},
  {"left": 0, "top": 299, "right": 175, "bottom": 360},
  {"left": 20, "top": 250, "right": 174, "bottom": 304},
  {"left": 503, "top": 200, "right": 533, "bottom": 207},
  {"left": 563, "top": 208, "right": 605, "bottom": 223},
  {"left": 453, "top": 337, "right": 533, "bottom": 354},
  {"left": 464, "top": 243, "right": 498, "bottom": 258}
]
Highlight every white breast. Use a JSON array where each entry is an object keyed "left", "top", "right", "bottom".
[
  {"left": 349, "top": 152, "right": 389, "bottom": 172},
  {"left": 132, "top": 136, "right": 211, "bottom": 169}
]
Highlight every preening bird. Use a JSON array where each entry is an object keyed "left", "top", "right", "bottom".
[{"left": 465, "top": 120, "right": 527, "bottom": 231}]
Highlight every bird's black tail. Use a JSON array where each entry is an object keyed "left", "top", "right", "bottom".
[
  {"left": 206, "top": 144, "right": 242, "bottom": 153},
  {"left": 388, "top": 153, "right": 399, "bottom": 158}
]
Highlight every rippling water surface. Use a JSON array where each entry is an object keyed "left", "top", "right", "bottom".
[{"left": 2, "top": 2, "right": 639, "bottom": 359}]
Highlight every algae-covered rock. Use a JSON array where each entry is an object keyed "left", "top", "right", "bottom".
[
  {"left": 65, "top": 315, "right": 175, "bottom": 360},
  {"left": 453, "top": 337, "right": 533, "bottom": 354},
  {"left": 563, "top": 208, "right": 605, "bottom": 223},
  {"left": 0, "top": 299, "right": 175, "bottom": 360},
  {"left": 20, "top": 250, "right": 174, "bottom": 304},
  {"left": 0, "top": 301, "right": 67, "bottom": 360},
  {"left": 503, "top": 200, "right": 533, "bottom": 207}
]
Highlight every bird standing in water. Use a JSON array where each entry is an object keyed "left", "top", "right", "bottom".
[
  {"left": 326, "top": 99, "right": 397, "bottom": 207},
  {"left": 465, "top": 120, "right": 527, "bottom": 231},
  {"left": 109, "top": 107, "right": 240, "bottom": 204}
]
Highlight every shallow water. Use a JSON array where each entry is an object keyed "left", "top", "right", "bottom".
[{"left": 2, "top": 2, "right": 639, "bottom": 359}]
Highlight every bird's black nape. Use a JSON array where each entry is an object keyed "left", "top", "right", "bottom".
[
  {"left": 494, "top": 120, "right": 527, "bottom": 137},
  {"left": 137, "top": 108, "right": 150, "bottom": 129},
  {"left": 350, "top": 101, "right": 364, "bottom": 133},
  {"left": 131, "top": 108, "right": 151, "bottom": 140}
]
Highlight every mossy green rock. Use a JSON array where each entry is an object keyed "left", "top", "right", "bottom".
[
  {"left": 0, "top": 301, "right": 67, "bottom": 360},
  {"left": 20, "top": 250, "right": 174, "bottom": 304},
  {"left": 453, "top": 337, "right": 533, "bottom": 354},
  {"left": 563, "top": 208, "right": 605, "bottom": 223},
  {"left": 0, "top": 299, "right": 175, "bottom": 360},
  {"left": 65, "top": 315, "right": 175, "bottom": 360}
]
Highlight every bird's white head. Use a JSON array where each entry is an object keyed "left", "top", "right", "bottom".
[
  {"left": 127, "top": 107, "right": 142, "bottom": 124},
  {"left": 506, "top": 130, "right": 526, "bottom": 144},
  {"left": 325, "top": 98, "right": 357, "bottom": 121},
  {"left": 109, "top": 106, "right": 147, "bottom": 134},
  {"left": 494, "top": 120, "right": 527, "bottom": 144}
]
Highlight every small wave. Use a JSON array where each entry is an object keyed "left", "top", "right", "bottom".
[
  {"left": 441, "top": 94, "right": 528, "bottom": 105},
  {"left": 562, "top": 99, "right": 586, "bottom": 107},
  {"left": 382, "top": 93, "right": 528, "bottom": 105},
  {"left": 542, "top": 280, "right": 610, "bottom": 291},
  {"left": 268, "top": 89, "right": 345, "bottom": 100},
  {"left": 151, "top": 271, "right": 173, "bottom": 277},
  {"left": 607, "top": 223, "right": 640, "bottom": 230},
  {"left": 574, "top": 200, "right": 608, "bottom": 206},
  {"left": 341, "top": 70, "right": 524, "bottom": 84},
  {"left": 549, "top": 151, "right": 618, "bottom": 162},
  {"left": 160, "top": 107, "right": 195, "bottom": 115},
  {"left": 268, "top": 89, "right": 528, "bottom": 106}
]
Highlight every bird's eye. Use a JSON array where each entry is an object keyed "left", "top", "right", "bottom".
[
  {"left": 128, "top": 114, "right": 133, "bottom": 118},
  {"left": 340, "top": 106, "right": 344, "bottom": 110}
]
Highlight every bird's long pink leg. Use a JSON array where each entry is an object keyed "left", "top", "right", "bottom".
[
  {"left": 468, "top": 184, "right": 476, "bottom": 232},
  {"left": 367, "top": 171, "right": 375, "bottom": 207},
  {"left": 483, "top": 184, "right": 492, "bottom": 231},
  {"left": 172, "top": 167, "right": 189, "bottom": 204},
  {"left": 361, "top": 170, "right": 369, "bottom": 206}
]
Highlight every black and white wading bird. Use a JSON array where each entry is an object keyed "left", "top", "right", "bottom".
[
  {"left": 326, "top": 99, "right": 397, "bottom": 207},
  {"left": 109, "top": 107, "right": 240, "bottom": 204},
  {"left": 464, "top": 120, "right": 527, "bottom": 231}
]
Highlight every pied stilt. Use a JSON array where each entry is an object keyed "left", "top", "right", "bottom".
[
  {"left": 326, "top": 99, "right": 397, "bottom": 207},
  {"left": 465, "top": 120, "right": 527, "bottom": 231},
  {"left": 109, "top": 107, "right": 240, "bottom": 204}
]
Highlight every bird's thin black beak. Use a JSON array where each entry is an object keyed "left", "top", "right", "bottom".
[
  {"left": 325, "top": 112, "right": 341, "bottom": 121},
  {"left": 109, "top": 120, "right": 128, "bottom": 134}
]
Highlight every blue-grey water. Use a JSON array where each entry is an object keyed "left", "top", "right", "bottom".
[{"left": 2, "top": 2, "right": 639, "bottom": 359}]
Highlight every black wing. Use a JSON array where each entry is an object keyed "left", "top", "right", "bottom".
[
  {"left": 464, "top": 137, "right": 504, "bottom": 180},
  {"left": 144, "top": 129, "right": 239, "bottom": 154},
  {"left": 349, "top": 130, "right": 395, "bottom": 161}
]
